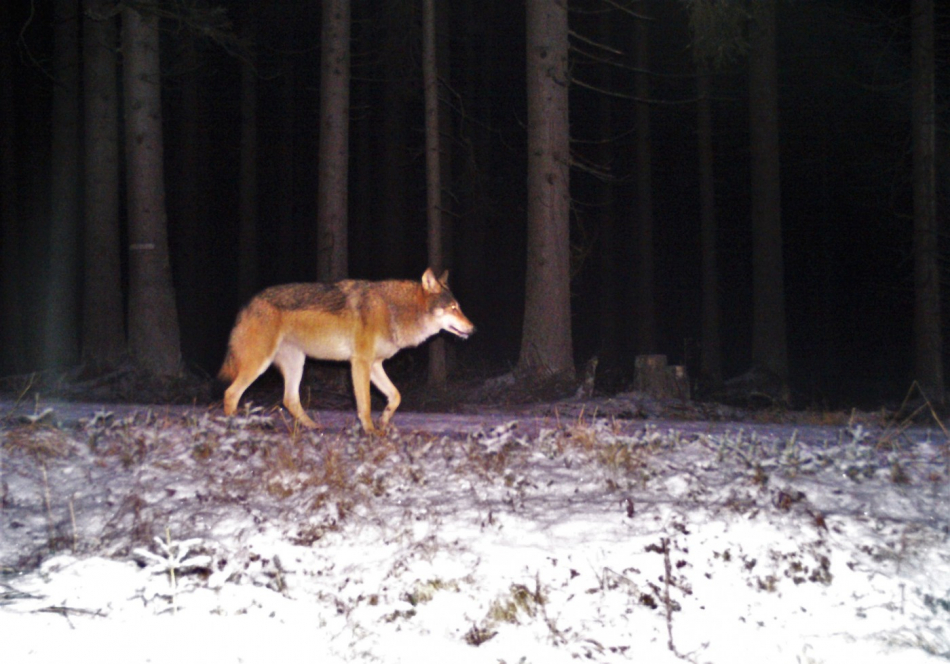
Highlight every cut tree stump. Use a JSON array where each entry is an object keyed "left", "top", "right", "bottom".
[{"left": 634, "top": 354, "right": 690, "bottom": 400}]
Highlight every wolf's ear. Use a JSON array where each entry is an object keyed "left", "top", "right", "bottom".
[
  {"left": 438, "top": 270, "right": 449, "bottom": 288},
  {"left": 422, "top": 268, "right": 441, "bottom": 293}
]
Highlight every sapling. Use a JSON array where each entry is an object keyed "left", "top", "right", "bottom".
[{"left": 133, "top": 528, "right": 211, "bottom": 614}]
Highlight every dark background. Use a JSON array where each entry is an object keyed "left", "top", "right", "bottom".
[{"left": 1, "top": 0, "right": 947, "bottom": 408}]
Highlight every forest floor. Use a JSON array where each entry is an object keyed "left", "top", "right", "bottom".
[{"left": 1, "top": 373, "right": 948, "bottom": 663}]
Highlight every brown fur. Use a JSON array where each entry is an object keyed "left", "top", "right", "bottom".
[{"left": 219, "top": 269, "right": 474, "bottom": 433}]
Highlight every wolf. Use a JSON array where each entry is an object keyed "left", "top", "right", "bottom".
[{"left": 219, "top": 268, "right": 474, "bottom": 433}]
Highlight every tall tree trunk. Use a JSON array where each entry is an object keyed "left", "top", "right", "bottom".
[
  {"left": 380, "top": 63, "right": 409, "bottom": 278},
  {"left": 697, "top": 71, "right": 722, "bottom": 388},
  {"left": 20, "top": 74, "right": 49, "bottom": 370},
  {"left": 436, "top": 1, "right": 454, "bottom": 265},
  {"left": 317, "top": 0, "right": 350, "bottom": 282},
  {"left": 911, "top": 0, "right": 944, "bottom": 402},
  {"left": 455, "top": 0, "right": 492, "bottom": 317},
  {"left": 352, "top": 59, "right": 373, "bottom": 277},
  {"left": 82, "top": 0, "right": 125, "bottom": 369},
  {"left": 748, "top": 0, "right": 788, "bottom": 382},
  {"left": 238, "top": 10, "right": 259, "bottom": 301},
  {"left": 423, "top": 0, "right": 447, "bottom": 387},
  {"left": 1, "top": 0, "right": 23, "bottom": 373},
  {"left": 519, "top": 0, "right": 574, "bottom": 379},
  {"left": 376, "top": 0, "right": 413, "bottom": 279},
  {"left": 634, "top": 11, "right": 657, "bottom": 354},
  {"left": 278, "top": 56, "right": 297, "bottom": 283},
  {"left": 123, "top": 5, "right": 181, "bottom": 376},
  {"left": 44, "top": 0, "right": 82, "bottom": 369},
  {"left": 596, "top": 6, "right": 618, "bottom": 378}
]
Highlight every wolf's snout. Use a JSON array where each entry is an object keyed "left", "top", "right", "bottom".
[{"left": 449, "top": 323, "right": 475, "bottom": 339}]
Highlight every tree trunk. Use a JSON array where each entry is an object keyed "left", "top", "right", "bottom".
[
  {"left": 238, "top": 9, "right": 259, "bottom": 301},
  {"left": 0, "top": 0, "right": 23, "bottom": 374},
  {"left": 423, "top": 0, "right": 447, "bottom": 387},
  {"left": 317, "top": 0, "right": 350, "bottom": 282},
  {"left": 82, "top": 0, "right": 125, "bottom": 369},
  {"left": 278, "top": 55, "right": 297, "bottom": 283},
  {"left": 697, "top": 71, "right": 722, "bottom": 388},
  {"left": 596, "top": 6, "right": 619, "bottom": 382},
  {"left": 44, "top": 0, "right": 82, "bottom": 369},
  {"left": 748, "top": 0, "right": 788, "bottom": 382},
  {"left": 911, "top": 0, "right": 944, "bottom": 402},
  {"left": 123, "top": 5, "right": 181, "bottom": 376},
  {"left": 378, "top": 2, "right": 411, "bottom": 279},
  {"left": 519, "top": 0, "right": 574, "bottom": 380},
  {"left": 457, "top": 0, "right": 493, "bottom": 318},
  {"left": 634, "top": 354, "right": 690, "bottom": 400},
  {"left": 634, "top": 11, "right": 657, "bottom": 354},
  {"left": 379, "top": 80, "right": 409, "bottom": 278}
]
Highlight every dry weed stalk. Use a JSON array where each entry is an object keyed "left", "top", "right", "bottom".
[
  {"left": 319, "top": 438, "right": 350, "bottom": 493},
  {"left": 41, "top": 463, "right": 54, "bottom": 547},
  {"left": 881, "top": 381, "right": 950, "bottom": 447},
  {"left": 661, "top": 537, "right": 675, "bottom": 652},
  {"left": 0, "top": 372, "right": 39, "bottom": 421},
  {"left": 68, "top": 496, "right": 78, "bottom": 552}
]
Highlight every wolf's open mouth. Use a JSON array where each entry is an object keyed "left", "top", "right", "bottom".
[{"left": 447, "top": 325, "right": 472, "bottom": 339}]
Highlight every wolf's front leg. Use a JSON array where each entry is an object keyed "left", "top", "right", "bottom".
[
  {"left": 370, "top": 361, "right": 401, "bottom": 430},
  {"left": 350, "top": 358, "right": 378, "bottom": 433}
]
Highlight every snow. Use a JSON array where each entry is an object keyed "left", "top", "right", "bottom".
[{"left": 1, "top": 399, "right": 948, "bottom": 663}]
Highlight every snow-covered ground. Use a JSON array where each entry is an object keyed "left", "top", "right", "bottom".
[{"left": 1, "top": 399, "right": 948, "bottom": 663}]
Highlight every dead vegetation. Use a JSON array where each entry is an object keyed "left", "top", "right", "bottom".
[{"left": 0, "top": 376, "right": 947, "bottom": 660}]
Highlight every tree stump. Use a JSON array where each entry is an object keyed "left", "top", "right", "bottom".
[{"left": 634, "top": 355, "right": 690, "bottom": 400}]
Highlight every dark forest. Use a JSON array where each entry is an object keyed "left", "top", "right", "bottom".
[{"left": 1, "top": 0, "right": 948, "bottom": 410}]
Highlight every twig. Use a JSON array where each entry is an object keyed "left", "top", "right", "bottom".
[
  {"left": 36, "top": 604, "right": 105, "bottom": 629},
  {"left": 69, "top": 497, "right": 78, "bottom": 552},
  {"left": 661, "top": 537, "right": 674, "bottom": 652},
  {"left": 165, "top": 526, "right": 178, "bottom": 615},
  {"left": 41, "top": 463, "right": 54, "bottom": 548}
]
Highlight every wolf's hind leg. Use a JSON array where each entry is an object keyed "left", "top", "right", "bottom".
[
  {"left": 224, "top": 354, "right": 274, "bottom": 417},
  {"left": 222, "top": 306, "right": 281, "bottom": 417},
  {"left": 273, "top": 345, "right": 317, "bottom": 428}
]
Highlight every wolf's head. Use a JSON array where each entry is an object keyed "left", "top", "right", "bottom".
[{"left": 422, "top": 268, "right": 475, "bottom": 339}]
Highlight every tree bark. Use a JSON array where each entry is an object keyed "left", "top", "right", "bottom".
[
  {"left": 379, "top": 63, "right": 409, "bottom": 278},
  {"left": 44, "top": 0, "right": 82, "bottom": 369},
  {"left": 82, "top": 0, "right": 125, "bottom": 369},
  {"left": 911, "top": 0, "right": 944, "bottom": 402},
  {"left": 0, "top": 0, "right": 23, "bottom": 373},
  {"left": 697, "top": 71, "right": 722, "bottom": 388},
  {"left": 277, "top": 54, "right": 297, "bottom": 283},
  {"left": 123, "top": 4, "right": 181, "bottom": 376},
  {"left": 634, "top": 354, "right": 690, "bottom": 400},
  {"left": 316, "top": 0, "right": 350, "bottom": 282},
  {"left": 454, "top": 0, "right": 492, "bottom": 318},
  {"left": 519, "top": 0, "right": 574, "bottom": 379},
  {"left": 238, "top": 9, "right": 259, "bottom": 301},
  {"left": 748, "top": 0, "right": 788, "bottom": 381},
  {"left": 423, "top": 0, "right": 447, "bottom": 387},
  {"left": 634, "top": 11, "right": 657, "bottom": 354},
  {"left": 597, "top": 7, "right": 618, "bottom": 378}
]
